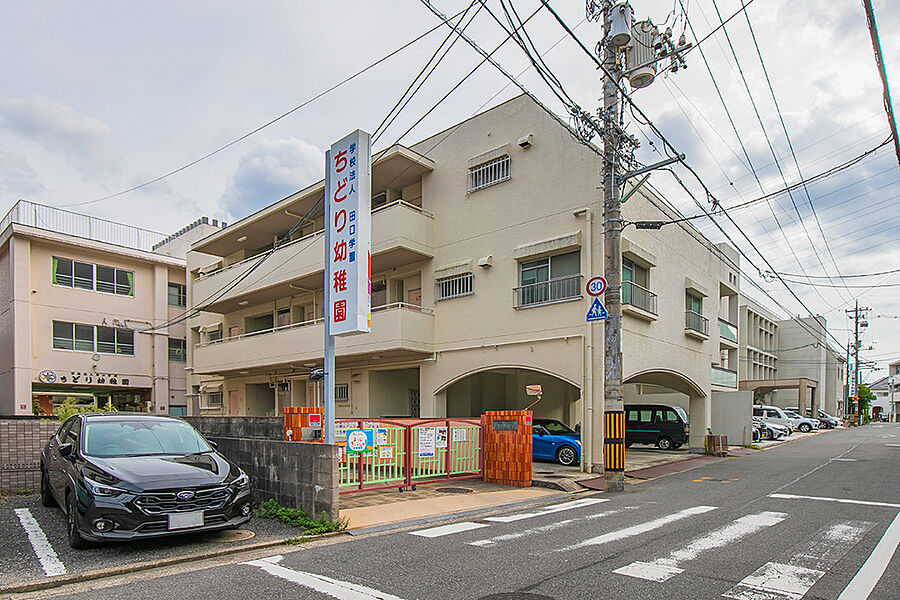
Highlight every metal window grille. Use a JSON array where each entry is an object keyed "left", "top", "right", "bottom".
[
  {"left": 335, "top": 383, "right": 350, "bottom": 404},
  {"left": 466, "top": 156, "right": 510, "bottom": 192},
  {"left": 204, "top": 392, "right": 223, "bottom": 408},
  {"left": 436, "top": 273, "right": 474, "bottom": 301}
]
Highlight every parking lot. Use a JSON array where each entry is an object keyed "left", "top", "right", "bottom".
[{"left": 0, "top": 492, "right": 300, "bottom": 590}]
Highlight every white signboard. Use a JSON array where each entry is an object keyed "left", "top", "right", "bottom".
[
  {"left": 452, "top": 428, "right": 467, "bottom": 443},
  {"left": 436, "top": 427, "right": 448, "bottom": 449},
  {"left": 418, "top": 427, "right": 436, "bottom": 458},
  {"left": 375, "top": 428, "right": 388, "bottom": 446},
  {"left": 325, "top": 129, "right": 372, "bottom": 336}
]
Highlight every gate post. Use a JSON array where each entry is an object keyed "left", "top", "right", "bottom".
[{"left": 482, "top": 410, "right": 533, "bottom": 487}]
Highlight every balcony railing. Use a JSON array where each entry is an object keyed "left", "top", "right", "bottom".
[
  {"left": 195, "top": 302, "right": 432, "bottom": 348},
  {"left": 622, "top": 281, "right": 658, "bottom": 315},
  {"left": 685, "top": 310, "right": 709, "bottom": 336},
  {"left": 513, "top": 274, "right": 582, "bottom": 309},
  {"left": 718, "top": 318, "right": 738, "bottom": 343},
  {"left": 711, "top": 365, "right": 737, "bottom": 388}
]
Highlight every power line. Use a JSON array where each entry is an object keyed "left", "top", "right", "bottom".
[
  {"left": 862, "top": 0, "right": 900, "bottom": 169},
  {"left": 774, "top": 266, "right": 900, "bottom": 280},
  {"left": 56, "top": 8, "right": 470, "bottom": 209}
]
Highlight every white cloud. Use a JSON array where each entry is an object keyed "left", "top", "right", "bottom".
[
  {"left": 221, "top": 138, "right": 323, "bottom": 220},
  {"left": 0, "top": 146, "right": 44, "bottom": 197}
]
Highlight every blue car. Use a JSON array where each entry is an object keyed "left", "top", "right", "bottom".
[{"left": 532, "top": 419, "right": 581, "bottom": 466}]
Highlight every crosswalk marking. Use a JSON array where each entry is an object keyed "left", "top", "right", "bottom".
[
  {"left": 483, "top": 498, "right": 608, "bottom": 523},
  {"left": 409, "top": 522, "right": 488, "bottom": 538},
  {"left": 724, "top": 520, "right": 873, "bottom": 600},
  {"left": 558, "top": 505, "right": 717, "bottom": 551},
  {"left": 243, "top": 555, "right": 406, "bottom": 600},
  {"left": 837, "top": 511, "right": 900, "bottom": 600},
  {"left": 614, "top": 511, "right": 788, "bottom": 582},
  {"left": 469, "top": 508, "right": 630, "bottom": 548},
  {"left": 769, "top": 493, "right": 900, "bottom": 509}
]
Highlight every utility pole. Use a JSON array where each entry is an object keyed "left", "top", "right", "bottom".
[{"left": 846, "top": 301, "right": 870, "bottom": 424}]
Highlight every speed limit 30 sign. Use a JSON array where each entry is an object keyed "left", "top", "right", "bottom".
[{"left": 586, "top": 276, "right": 607, "bottom": 297}]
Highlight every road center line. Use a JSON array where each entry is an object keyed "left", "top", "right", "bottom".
[
  {"left": 484, "top": 498, "right": 608, "bottom": 523},
  {"left": 409, "top": 521, "right": 488, "bottom": 538},
  {"left": 837, "top": 511, "right": 900, "bottom": 600},
  {"left": 13, "top": 508, "right": 66, "bottom": 577},
  {"left": 769, "top": 493, "right": 900, "bottom": 509},
  {"left": 243, "top": 555, "right": 405, "bottom": 600},
  {"left": 557, "top": 505, "right": 717, "bottom": 551}
]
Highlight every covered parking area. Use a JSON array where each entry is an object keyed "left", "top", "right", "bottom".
[
  {"left": 623, "top": 369, "right": 708, "bottom": 452},
  {"left": 740, "top": 377, "right": 818, "bottom": 416}
]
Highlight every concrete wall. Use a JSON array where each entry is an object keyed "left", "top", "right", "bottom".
[
  {"left": 183, "top": 416, "right": 282, "bottom": 440},
  {"left": 710, "top": 391, "right": 753, "bottom": 447}
]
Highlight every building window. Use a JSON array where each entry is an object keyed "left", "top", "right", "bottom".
[
  {"left": 52, "top": 320, "right": 134, "bottom": 355},
  {"left": 436, "top": 273, "right": 474, "bottom": 301},
  {"left": 205, "top": 391, "right": 223, "bottom": 408},
  {"left": 168, "top": 405, "right": 187, "bottom": 416},
  {"left": 207, "top": 328, "right": 223, "bottom": 344},
  {"left": 168, "top": 283, "right": 187, "bottom": 307},
  {"left": 335, "top": 383, "right": 350, "bottom": 404},
  {"left": 515, "top": 251, "right": 581, "bottom": 308},
  {"left": 686, "top": 292, "right": 703, "bottom": 314},
  {"left": 168, "top": 338, "right": 186, "bottom": 361},
  {"left": 52, "top": 257, "right": 133, "bottom": 296},
  {"left": 467, "top": 156, "right": 510, "bottom": 192}
]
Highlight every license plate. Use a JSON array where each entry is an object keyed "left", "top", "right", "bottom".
[{"left": 168, "top": 511, "right": 204, "bottom": 530}]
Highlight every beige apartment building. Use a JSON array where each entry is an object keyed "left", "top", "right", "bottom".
[
  {"left": 738, "top": 295, "right": 845, "bottom": 417},
  {"left": 186, "top": 95, "right": 746, "bottom": 450},
  {"left": 0, "top": 200, "right": 221, "bottom": 416}
]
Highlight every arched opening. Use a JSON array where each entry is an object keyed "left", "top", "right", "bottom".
[
  {"left": 624, "top": 369, "right": 706, "bottom": 452},
  {"left": 444, "top": 367, "right": 582, "bottom": 427}
]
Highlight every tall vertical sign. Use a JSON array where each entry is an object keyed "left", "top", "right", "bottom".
[{"left": 323, "top": 129, "right": 371, "bottom": 444}]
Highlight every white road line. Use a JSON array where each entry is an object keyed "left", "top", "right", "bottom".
[
  {"left": 243, "top": 555, "right": 405, "bottom": 600},
  {"left": 557, "top": 505, "right": 717, "bottom": 552},
  {"left": 832, "top": 458, "right": 858, "bottom": 462},
  {"left": 483, "top": 498, "right": 609, "bottom": 523},
  {"left": 469, "top": 508, "right": 630, "bottom": 548},
  {"left": 769, "top": 493, "right": 900, "bottom": 509},
  {"left": 13, "top": 508, "right": 66, "bottom": 577},
  {"left": 837, "top": 511, "right": 900, "bottom": 600},
  {"left": 614, "top": 511, "right": 788, "bottom": 582},
  {"left": 885, "top": 443, "right": 900, "bottom": 447},
  {"left": 723, "top": 520, "right": 873, "bottom": 600},
  {"left": 409, "top": 521, "right": 488, "bottom": 538}
]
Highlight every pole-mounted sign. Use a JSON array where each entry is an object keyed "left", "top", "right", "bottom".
[
  {"left": 586, "top": 276, "right": 607, "bottom": 297},
  {"left": 323, "top": 129, "right": 372, "bottom": 444}
]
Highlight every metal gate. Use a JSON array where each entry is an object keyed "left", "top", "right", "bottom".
[{"left": 336, "top": 418, "right": 483, "bottom": 493}]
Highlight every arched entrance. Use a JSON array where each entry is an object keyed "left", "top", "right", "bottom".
[
  {"left": 624, "top": 369, "right": 707, "bottom": 452},
  {"left": 442, "top": 367, "right": 581, "bottom": 427}
]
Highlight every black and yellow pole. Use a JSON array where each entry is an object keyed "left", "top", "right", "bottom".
[{"left": 603, "top": 410, "right": 626, "bottom": 471}]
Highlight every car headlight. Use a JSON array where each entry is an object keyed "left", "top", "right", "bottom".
[
  {"left": 231, "top": 470, "right": 249, "bottom": 489},
  {"left": 83, "top": 476, "right": 126, "bottom": 497}
]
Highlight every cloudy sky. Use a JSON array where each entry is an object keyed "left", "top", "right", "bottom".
[{"left": 2, "top": 0, "right": 899, "bottom": 379}]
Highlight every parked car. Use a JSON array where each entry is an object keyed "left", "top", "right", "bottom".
[
  {"left": 41, "top": 413, "right": 253, "bottom": 548},
  {"left": 782, "top": 410, "right": 819, "bottom": 433},
  {"left": 787, "top": 407, "right": 840, "bottom": 429},
  {"left": 532, "top": 419, "right": 581, "bottom": 466},
  {"left": 624, "top": 404, "right": 690, "bottom": 450},
  {"left": 753, "top": 417, "right": 789, "bottom": 440},
  {"left": 752, "top": 405, "right": 794, "bottom": 435}
]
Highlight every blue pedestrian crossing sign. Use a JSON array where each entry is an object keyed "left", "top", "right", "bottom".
[{"left": 586, "top": 297, "right": 608, "bottom": 322}]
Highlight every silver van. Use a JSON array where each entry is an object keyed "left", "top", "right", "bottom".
[{"left": 752, "top": 405, "right": 795, "bottom": 434}]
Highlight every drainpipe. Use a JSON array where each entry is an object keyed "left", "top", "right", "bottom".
[{"left": 575, "top": 208, "right": 592, "bottom": 473}]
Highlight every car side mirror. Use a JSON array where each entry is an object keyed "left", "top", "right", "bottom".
[
  {"left": 207, "top": 440, "right": 218, "bottom": 450},
  {"left": 58, "top": 442, "right": 74, "bottom": 457}
]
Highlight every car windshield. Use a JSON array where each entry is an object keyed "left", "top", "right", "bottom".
[
  {"left": 674, "top": 406, "right": 688, "bottom": 422},
  {"left": 539, "top": 420, "right": 575, "bottom": 434},
  {"left": 82, "top": 420, "right": 211, "bottom": 457}
]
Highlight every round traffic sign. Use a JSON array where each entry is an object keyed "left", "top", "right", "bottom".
[{"left": 586, "top": 276, "right": 607, "bottom": 297}]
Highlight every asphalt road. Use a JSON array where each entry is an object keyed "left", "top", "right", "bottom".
[{"left": 10, "top": 424, "right": 900, "bottom": 600}]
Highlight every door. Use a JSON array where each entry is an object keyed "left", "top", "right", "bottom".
[
  {"left": 228, "top": 326, "right": 240, "bottom": 339},
  {"left": 634, "top": 408, "right": 655, "bottom": 444},
  {"left": 228, "top": 390, "right": 240, "bottom": 415},
  {"left": 48, "top": 420, "right": 73, "bottom": 493},
  {"left": 532, "top": 424, "right": 553, "bottom": 459},
  {"left": 407, "top": 288, "right": 421, "bottom": 307}
]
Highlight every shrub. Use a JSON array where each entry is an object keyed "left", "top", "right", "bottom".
[{"left": 255, "top": 499, "right": 346, "bottom": 535}]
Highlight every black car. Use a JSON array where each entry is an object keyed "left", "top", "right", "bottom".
[
  {"left": 41, "top": 413, "right": 252, "bottom": 548},
  {"left": 624, "top": 404, "right": 690, "bottom": 450}
]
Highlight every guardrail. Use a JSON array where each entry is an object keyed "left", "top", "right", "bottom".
[
  {"left": 685, "top": 310, "right": 710, "bottom": 336},
  {"left": 622, "top": 281, "right": 658, "bottom": 315},
  {"left": 718, "top": 318, "right": 738, "bottom": 343},
  {"left": 513, "top": 274, "right": 582, "bottom": 308},
  {"left": 711, "top": 366, "right": 738, "bottom": 388}
]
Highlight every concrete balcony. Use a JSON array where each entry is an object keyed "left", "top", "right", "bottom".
[
  {"left": 718, "top": 318, "right": 738, "bottom": 348},
  {"left": 685, "top": 310, "right": 710, "bottom": 340},
  {"left": 192, "top": 303, "right": 434, "bottom": 375},
  {"left": 711, "top": 365, "right": 738, "bottom": 388},
  {"left": 622, "top": 281, "right": 658, "bottom": 321},
  {"left": 193, "top": 201, "right": 433, "bottom": 313}
]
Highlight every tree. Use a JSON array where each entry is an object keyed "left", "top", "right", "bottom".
[{"left": 858, "top": 384, "right": 875, "bottom": 422}]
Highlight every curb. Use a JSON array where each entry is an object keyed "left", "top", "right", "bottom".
[{"left": 0, "top": 530, "right": 345, "bottom": 596}]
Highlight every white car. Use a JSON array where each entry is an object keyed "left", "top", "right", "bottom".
[
  {"left": 783, "top": 410, "right": 819, "bottom": 433},
  {"left": 753, "top": 405, "right": 795, "bottom": 435}
]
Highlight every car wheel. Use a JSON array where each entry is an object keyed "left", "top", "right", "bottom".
[
  {"left": 799, "top": 423, "right": 811, "bottom": 433},
  {"left": 625, "top": 441, "right": 633, "bottom": 448},
  {"left": 752, "top": 429, "right": 761, "bottom": 443},
  {"left": 40, "top": 466, "right": 55, "bottom": 508},
  {"left": 556, "top": 446, "right": 577, "bottom": 466},
  {"left": 66, "top": 493, "right": 89, "bottom": 549},
  {"left": 763, "top": 428, "right": 773, "bottom": 440},
  {"left": 656, "top": 436, "right": 674, "bottom": 451}
]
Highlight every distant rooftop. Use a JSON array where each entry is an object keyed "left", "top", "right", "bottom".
[{"left": 1, "top": 200, "right": 223, "bottom": 256}]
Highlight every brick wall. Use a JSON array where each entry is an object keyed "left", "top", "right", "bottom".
[
  {"left": 483, "top": 410, "right": 533, "bottom": 487},
  {"left": 0, "top": 419, "right": 60, "bottom": 493}
]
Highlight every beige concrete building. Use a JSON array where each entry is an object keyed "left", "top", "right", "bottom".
[
  {"left": 0, "top": 200, "right": 221, "bottom": 416},
  {"left": 187, "top": 95, "right": 745, "bottom": 450},
  {"left": 738, "top": 295, "right": 845, "bottom": 417}
]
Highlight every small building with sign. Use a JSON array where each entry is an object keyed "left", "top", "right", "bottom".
[{"left": 0, "top": 200, "right": 220, "bottom": 416}]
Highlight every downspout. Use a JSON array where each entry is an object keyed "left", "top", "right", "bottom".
[{"left": 575, "top": 208, "right": 592, "bottom": 473}]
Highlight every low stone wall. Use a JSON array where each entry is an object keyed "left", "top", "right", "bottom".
[
  {"left": 1, "top": 419, "right": 60, "bottom": 493},
  {"left": 185, "top": 416, "right": 338, "bottom": 519}
]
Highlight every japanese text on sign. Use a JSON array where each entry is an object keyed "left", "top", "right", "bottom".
[{"left": 325, "top": 130, "right": 372, "bottom": 336}]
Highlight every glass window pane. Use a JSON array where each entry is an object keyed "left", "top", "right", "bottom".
[
  {"left": 639, "top": 410, "right": 653, "bottom": 423},
  {"left": 53, "top": 321, "right": 74, "bottom": 350},
  {"left": 116, "top": 329, "right": 134, "bottom": 355},
  {"left": 97, "top": 327, "right": 116, "bottom": 354},
  {"left": 54, "top": 258, "right": 74, "bottom": 287},
  {"left": 550, "top": 251, "right": 580, "bottom": 278},
  {"left": 168, "top": 283, "right": 186, "bottom": 307},
  {"left": 74, "top": 324, "right": 94, "bottom": 351},
  {"left": 520, "top": 259, "right": 548, "bottom": 285},
  {"left": 74, "top": 261, "right": 93, "bottom": 290},
  {"left": 168, "top": 338, "right": 186, "bottom": 361},
  {"left": 96, "top": 265, "right": 115, "bottom": 293},
  {"left": 115, "top": 269, "right": 133, "bottom": 296}
]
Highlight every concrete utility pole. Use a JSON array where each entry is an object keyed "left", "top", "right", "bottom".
[
  {"left": 600, "top": 0, "right": 625, "bottom": 492},
  {"left": 846, "top": 301, "right": 870, "bottom": 423}
]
